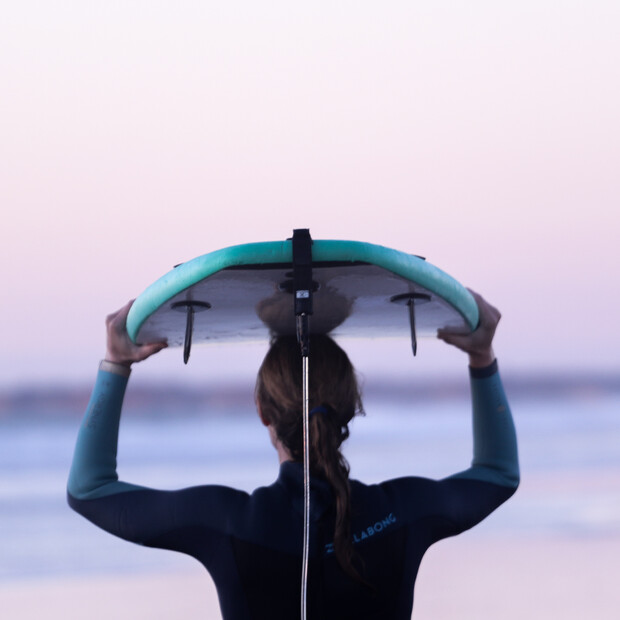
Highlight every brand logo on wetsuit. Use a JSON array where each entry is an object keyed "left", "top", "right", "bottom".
[{"left": 324, "top": 513, "right": 397, "bottom": 554}]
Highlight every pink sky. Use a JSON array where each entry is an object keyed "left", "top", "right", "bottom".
[{"left": 1, "top": 1, "right": 618, "bottom": 387}]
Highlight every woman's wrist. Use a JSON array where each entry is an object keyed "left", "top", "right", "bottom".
[
  {"left": 468, "top": 348, "right": 496, "bottom": 369},
  {"left": 104, "top": 351, "right": 133, "bottom": 367},
  {"left": 100, "top": 359, "right": 132, "bottom": 377},
  {"left": 104, "top": 341, "right": 136, "bottom": 366}
]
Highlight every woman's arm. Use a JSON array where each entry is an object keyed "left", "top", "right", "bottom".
[
  {"left": 67, "top": 301, "right": 167, "bottom": 500},
  {"left": 449, "top": 360, "right": 520, "bottom": 488},
  {"left": 438, "top": 291, "right": 519, "bottom": 489},
  {"left": 67, "top": 361, "right": 144, "bottom": 500}
]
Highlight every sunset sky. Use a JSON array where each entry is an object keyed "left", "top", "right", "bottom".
[{"left": 1, "top": 1, "right": 618, "bottom": 388}]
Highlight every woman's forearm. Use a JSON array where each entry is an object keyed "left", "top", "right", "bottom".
[
  {"left": 67, "top": 362, "right": 143, "bottom": 501},
  {"left": 450, "top": 360, "right": 520, "bottom": 488}
]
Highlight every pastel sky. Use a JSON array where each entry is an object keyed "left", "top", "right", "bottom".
[{"left": 1, "top": 1, "right": 618, "bottom": 387}]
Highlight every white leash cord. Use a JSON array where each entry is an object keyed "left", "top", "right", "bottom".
[{"left": 301, "top": 354, "right": 310, "bottom": 620}]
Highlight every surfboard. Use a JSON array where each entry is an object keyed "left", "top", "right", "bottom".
[{"left": 126, "top": 235, "right": 478, "bottom": 358}]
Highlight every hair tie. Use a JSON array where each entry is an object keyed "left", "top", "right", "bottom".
[{"left": 309, "top": 404, "right": 330, "bottom": 419}]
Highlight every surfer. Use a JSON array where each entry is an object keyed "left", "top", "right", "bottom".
[{"left": 68, "top": 291, "right": 518, "bottom": 619}]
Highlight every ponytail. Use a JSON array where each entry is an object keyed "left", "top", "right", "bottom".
[
  {"left": 255, "top": 335, "right": 367, "bottom": 585},
  {"left": 310, "top": 409, "right": 361, "bottom": 583}
]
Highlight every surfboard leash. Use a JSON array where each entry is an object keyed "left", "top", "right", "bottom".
[{"left": 291, "top": 228, "right": 313, "bottom": 620}]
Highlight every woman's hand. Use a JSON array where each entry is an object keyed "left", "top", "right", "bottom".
[
  {"left": 437, "top": 290, "right": 500, "bottom": 368},
  {"left": 104, "top": 300, "right": 168, "bottom": 367}
]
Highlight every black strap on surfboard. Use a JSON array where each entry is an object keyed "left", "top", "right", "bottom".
[
  {"left": 292, "top": 228, "right": 313, "bottom": 357},
  {"left": 291, "top": 228, "right": 313, "bottom": 620}
]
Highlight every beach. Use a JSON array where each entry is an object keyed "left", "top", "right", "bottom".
[
  {"left": 415, "top": 534, "right": 620, "bottom": 619},
  {"left": 2, "top": 534, "right": 618, "bottom": 619},
  {"left": 2, "top": 384, "right": 618, "bottom": 618}
]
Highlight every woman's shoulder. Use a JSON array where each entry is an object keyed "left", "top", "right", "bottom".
[
  {"left": 350, "top": 476, "right": 445, "bottom": 519},
  {"left": 352, "top": 475, "right": 439, "bottom": 495}
]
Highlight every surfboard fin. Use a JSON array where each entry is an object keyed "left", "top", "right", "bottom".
[
  {"left": 183, "top": 306, "right": 194, "bottom": 364},
  {"left": 171, "top": 301, "right": 211, "bottom": 364},
  {"left": 390, "top": 293, "right": 431, "bottom": 357}
]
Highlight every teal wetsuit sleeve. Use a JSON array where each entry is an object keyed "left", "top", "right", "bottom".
[
  {"left": 448, "top": 360, "right": 520, "bottom": 489},
  {"left": 66, "top": 365, "right": 219, "bottom": 546},
  {"left": 67, "top": 365, "right": 145, "bottom": 500}
]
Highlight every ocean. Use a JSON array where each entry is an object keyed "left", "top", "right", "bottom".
[{"left": 1, "top": 383, "right": 619, "bottom": 583}]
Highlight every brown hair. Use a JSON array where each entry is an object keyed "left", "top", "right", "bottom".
[{"left": 255, "top": 334, "right": 366, "bottom": 583}]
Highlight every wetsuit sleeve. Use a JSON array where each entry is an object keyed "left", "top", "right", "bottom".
[
  {"left": 67, "top": 364, "right": 247, "bottom": 552},
  {"left": 448, "top": 359, "right": 520, "bottom": 488},
  {"left": 67, "top": 364, "right": 145, "bottom": 500},
  {"left": 409, "top": 360, "right": 520, "bottom": 539},
  {"left": 66, "top": 365, "right": 192, "bottom": 545},
  {"left": 381, "top": 361, "right": 519, "bottom": 536}
]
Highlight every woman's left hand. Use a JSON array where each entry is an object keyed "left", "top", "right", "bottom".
[
  {"left": 437, "top": 290, "right": 500, "bottom": 368},
  {"left": 104, "top": 300, "right": 167, "bottom": 367}
]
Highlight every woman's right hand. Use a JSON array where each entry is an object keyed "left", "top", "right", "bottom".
[
  {"left": 437, "top": 290, "right": 500, "bottom": 368},
  {"left": 104, "top": 300, "right": 168, "bottom": 368}
]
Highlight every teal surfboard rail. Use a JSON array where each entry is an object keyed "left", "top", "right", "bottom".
[{"left": 127, "top": 239, "right": 478, "bottom": 344}]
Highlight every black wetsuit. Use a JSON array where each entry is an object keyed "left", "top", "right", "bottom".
[{"left": 68, "top": 360, "right": 519, "bottom": 619}]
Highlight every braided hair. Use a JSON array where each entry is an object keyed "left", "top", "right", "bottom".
[{"left": 255, "top": 334, "right": 366, "bottom": 584}]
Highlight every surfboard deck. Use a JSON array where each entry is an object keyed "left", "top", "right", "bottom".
[{"left": 127, "top": 239, "right": 478, "bottom": 348}]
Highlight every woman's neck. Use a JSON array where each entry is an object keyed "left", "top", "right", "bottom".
[{"left": 268, "top": 425, "right": 293, "bottom": 464}]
